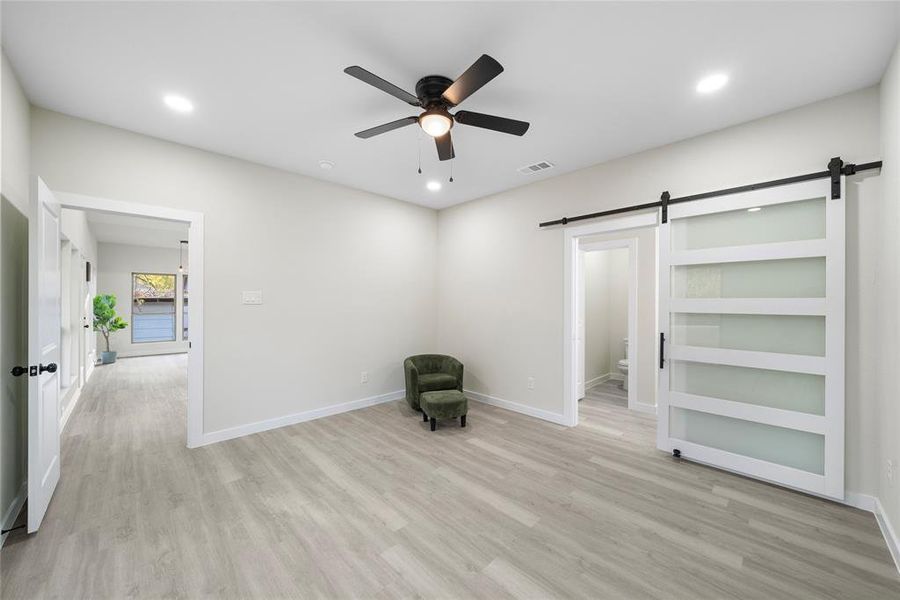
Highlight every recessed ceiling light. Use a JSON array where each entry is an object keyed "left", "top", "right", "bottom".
[
  {"left": 747, "top": 207, "right": 761, "bottom": 212},
  {"left": 696, "top": 73, "right": 729, "bottom": 94},
  {"left": 426, "top": 180, "right": 442, "bottom": 192},
  {"left": 163, "top": 94, "right": 194, "bottom": 113},
  {"left": 319, "top": 160, "right": 335, "bottom": 170}
]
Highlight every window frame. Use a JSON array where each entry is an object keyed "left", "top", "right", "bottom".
[{"left": 131, "top": 271, "right": 178, "bottom": 344}]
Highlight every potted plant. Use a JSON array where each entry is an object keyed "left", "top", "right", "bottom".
[{"left": 93, "top": 294, "right": 128, "bottom": 364}]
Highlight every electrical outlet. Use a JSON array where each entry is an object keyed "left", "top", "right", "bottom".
[
  {"left": 360, "top": 371, "right": 368, "bottom": 384},
  {"left": 241, "top": 290, "right": 263, "bottom": 305},
  {"left": 527, "top": 377, "right": 535, "bottom": 390},
  {"left": 888, "top": 459, "right": 894, "bottom": 484}
]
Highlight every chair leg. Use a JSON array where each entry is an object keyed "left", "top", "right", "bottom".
[
  {"left": 461, "top": 414, "right": 466, "bottom": 428},
  {"left": 430, "top": 417, "right": 436, "bottom": 432},
  {"left": 423, "top": 411, "right": 428, "bottom": 422}
]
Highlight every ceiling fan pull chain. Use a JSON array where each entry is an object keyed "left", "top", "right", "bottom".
[
  {"left": 417, "top": 131, "right": 422, "bottom": 174},
  {"left": 449, "top": 158, "right": 454, "bottom": 183}
]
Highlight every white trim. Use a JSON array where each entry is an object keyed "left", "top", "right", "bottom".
[
  {"left": 53, "top": 191, "right": 205, "bottom": 449},
  {"left": 669, "top": 239, "right": 827, "bottom": 266},
  {"left": 873, "top": 496, "right": 900, "bottom": 575},
  {"left": 669, "top": 298, "right": 826, "bottom": 315},
  {"left": 0, "top": 481, "right": 27, "bottom": 548},
  {"left": 113, "top": 348, "right": 189, "bottom": 359},
  {"left": 466, "top": 389, "right": 569, "bottom": 426},
  {"left": 826, "top": 492, "right": 898, "bottom": 576},
  {"left": 565, "top": 215, "right": 653, "bottom": 427},
  {"left": 668, "top": 391, "right": 826, "bottom": 434},
  {"left": 669, "top": 345, "right": 826, "bottom": 375},
  {"left": 200, "top": 389, "right": 405, "bottom": 446},
  {"left": 668, "top": 179, "right": 827, "bottom": 220},
  {"left": 585, "top": 374, "right": 613, "bottom": 389},
  {"left": 665, "top": 438, "right": 828, "bottom": 496},
  {"left": 823, "top": 175, "right": 845, "bottom": 499}
]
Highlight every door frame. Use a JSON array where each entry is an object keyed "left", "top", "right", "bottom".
[
  {"left": 563, "top": 211, "right": 658, "bottom": 427},
  {"left": 54, "top": 191, "right": 205, "bottom": 449},
  {"left": 579, "top": 238, "right": 639, "bottom": 410}
]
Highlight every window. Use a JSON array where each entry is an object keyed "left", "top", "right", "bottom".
[
  {"left": 182, "top": 274, "right": 189, "bottom": 341},
  {"left": 132, "top": 273, "right": 176, "bottom": 343}
]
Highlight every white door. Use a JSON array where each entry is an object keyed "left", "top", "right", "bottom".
[
  {"left": 657, "top": 177, "right": 844, "bottom": 500},
  {"left": 575, "top": 250, "right": 586, "bottom": 399},
  {"left": 28, "top": 178, "right": 62, "bottom": 532}
]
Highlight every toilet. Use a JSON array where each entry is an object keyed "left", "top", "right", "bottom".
[{"left": 616, "top": 338, "right": 629, "bottom": 391}]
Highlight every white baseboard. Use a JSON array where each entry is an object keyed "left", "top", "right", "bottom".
[
  {"left": 0, "top": 480, "right": 27, "bottom": 548},
  {"left": 115, "top": 348, "right": 189, "bottom": 359},
  {"left": 874, "top": 496, "right": 900, "bottom": 575},
  {"left": 839, "top": 492, "right": 899, "bottom": 575},
  {"left": 200, "top": 389, "right": 406, "bottom": 446},
  {"left": 85, "top": 360, "right": 95, "bottom": 383},
  {"left": 465, "top": 389, "right": 569, "bottom": 426},
  {"left": 585, "top": 374, "right": 611, "bottom": 390},
  {"left": 631, "top": 402, "right": 657, "bottom": 415}
]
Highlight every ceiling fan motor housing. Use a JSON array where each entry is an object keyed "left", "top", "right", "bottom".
[{"left": 415, "top": 75, "right": 455, "bottom": 108}]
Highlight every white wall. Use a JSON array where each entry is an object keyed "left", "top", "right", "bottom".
[
  {"left": 436, "top": 87, "right": 882, "bottom": 500},
  {"left": 60, "top": 208, "right": 98, "bottom": 367},
  {"left": 877, "top": 38, "right": 900, "bottom": 547},
  {"left": 31, "top": 108, "right": 438, "bottom": 435},
  {"left": 583, "top": 248, "right": 628, "bottom": 383},
  {"left": 583, "top": 251, "right": 609, "bottom": 383},
  {"left": 97, "top": 242, "right": 188, "bottom": 358},
  {"left": 1, "top": 50, "right": 30, "bottom": 215},
  {"left": 0, "top": 49, "right": 30, "bottom": 541}
]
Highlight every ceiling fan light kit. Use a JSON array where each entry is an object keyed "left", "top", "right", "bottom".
[{"left": 344, "top": 54, "right": 530, "bottom": 164}]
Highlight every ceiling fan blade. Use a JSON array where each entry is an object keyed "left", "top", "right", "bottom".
[
  {"left": 442, "top": 54, "right": 504, "bottom": 106},
  {"left": 344, "top": 66, "right": 421, "bottom": 106},
  {"left": 435, "top": 132, "right": 455, "bottom": 161},
  {"left": 354, "top": 117, "right": 418, "bottom": 139},
  {"left": 455, "top": 111, "right": 530, "bottom": 136}
]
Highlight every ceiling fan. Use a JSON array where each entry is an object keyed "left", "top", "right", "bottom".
[{"left": 344, "top": 54, "right": 530, "bottom": 161}]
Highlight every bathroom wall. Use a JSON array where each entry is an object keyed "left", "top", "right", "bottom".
[{"left": 583, "top": 247, "right": 629, "bottom": 385}]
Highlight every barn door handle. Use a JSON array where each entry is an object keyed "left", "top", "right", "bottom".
[
  {"left": 39, "top": 363, "right": 57, "bottom": 374},
  {"left": 659, "top": 333, "right": 665, "bottom": 369}
]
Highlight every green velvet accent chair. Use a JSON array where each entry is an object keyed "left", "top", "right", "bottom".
[{"left": 404, "top": 354, "right": 463, "bottom": 411}]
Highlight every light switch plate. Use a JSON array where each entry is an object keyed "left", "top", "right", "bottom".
[{"left": 242, "top": 290, "right": 263, "bottom": 305}]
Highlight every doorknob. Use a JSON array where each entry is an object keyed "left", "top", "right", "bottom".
[
  {"left": 39, "top": 363, "right": 57, "bottom": 374},
  {"left": 10, "top": 366, "right": 28, "bottom": 377}
]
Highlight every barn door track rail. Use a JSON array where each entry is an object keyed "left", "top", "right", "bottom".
[{"left": 538, "top": 157, "right": 882, "bottom": 227}]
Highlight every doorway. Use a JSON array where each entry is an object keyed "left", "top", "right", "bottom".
[
  {"left": 563, "top": 212, "right": 658, "bottom": 427},
  {"left": 54, "top": 192, "right": 204, "bottom": 449}
]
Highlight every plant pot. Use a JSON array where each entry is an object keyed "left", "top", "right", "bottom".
[{"left": 100, "top": 351, "right": 118, "bottom": 364}]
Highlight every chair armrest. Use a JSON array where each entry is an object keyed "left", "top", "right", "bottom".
[
  {"left": 404, "top": 359, "right": 420, "bottom": 407},
  {"left": 444, "top": 356, "right": 464, "bottom": 392}
]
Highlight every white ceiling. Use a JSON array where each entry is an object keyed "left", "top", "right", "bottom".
[
  {"left": 3, "top": 2, "right": 898, "bottom": 209},
  {"left": 83, "top": 211, "right": 188, "bottom": 249}
]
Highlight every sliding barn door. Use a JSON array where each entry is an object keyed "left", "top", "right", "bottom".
[{"left": 657, "top": 177, "right": 844, "bottom": 500}]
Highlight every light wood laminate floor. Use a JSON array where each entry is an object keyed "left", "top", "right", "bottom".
[{"left": 2, "top": 356, "right": 898, "bottom": 598}]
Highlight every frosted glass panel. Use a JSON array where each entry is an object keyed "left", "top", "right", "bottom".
[
  {"left": 670, "top": 360, "right": 824, "bottom": 415},
  {"left": 671, "top": 314, "right": 825, "bottom": 356},
  {"left": 671, "top": 198, "right": 825, "bottom": 250},
  {"left": 670, "top": 408, "right": 824, "bottom": 474},
  {"left": 672, "top": 258, "right": 825, "bottom": 298}
]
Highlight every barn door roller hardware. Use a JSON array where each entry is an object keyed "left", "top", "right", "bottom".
[{"left": 538, "top": 157, "right": 882, "bottom": 227}]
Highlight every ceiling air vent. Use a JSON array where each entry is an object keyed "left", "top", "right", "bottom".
[{"left": 518, "top": 161, "right": 555, "bottom": 175}]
